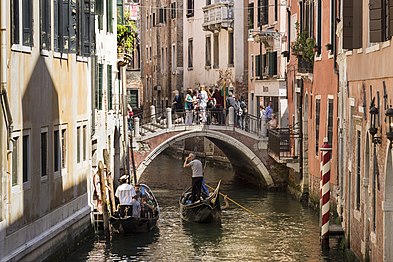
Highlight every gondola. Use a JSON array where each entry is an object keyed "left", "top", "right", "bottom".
[
  {"left": 179, "top": 180, "right": 221, "bottom": 223},
  {"left": 110, "top": 184, "right": 159, "bottom": 234}
]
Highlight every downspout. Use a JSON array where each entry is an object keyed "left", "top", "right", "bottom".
[{"left": 1, "top": 0, "right": 13, "bottom": 152}]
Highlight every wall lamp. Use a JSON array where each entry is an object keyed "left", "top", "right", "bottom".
[
  {"left": 386, "top": 106, "right": 393, "bottom": 145},
  {"left": 369, "top": 102, "right": 382, "bottom": 144},
  {"left": 369, "top": 101, "right": 393, "bottom": 145}
]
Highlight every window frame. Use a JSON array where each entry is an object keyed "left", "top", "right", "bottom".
[
  {"left": 11, "top": 0, "right": 33, "bottom": 50},
  {"left": 41, "top": 127, "right": 49, "bottom": 180}
]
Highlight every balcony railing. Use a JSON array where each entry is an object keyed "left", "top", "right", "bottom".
[
  {"left": 268, "top": 128, "right": 299, "bottom": 162},
  {"left": 202, "top": 1, "right": 234, "bottom": 32}
]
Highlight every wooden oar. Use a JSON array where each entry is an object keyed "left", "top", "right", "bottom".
[{"left": 205, "top": 184, "right": 264, "bottom": 221}]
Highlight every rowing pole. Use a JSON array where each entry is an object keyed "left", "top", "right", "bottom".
[{"left": 205, "top": 184, "right": 264, "bottom": 221}]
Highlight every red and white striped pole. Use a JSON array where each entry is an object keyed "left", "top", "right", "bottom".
[{"left": 320, "top": 137, "right": 332, "bottom": 249}]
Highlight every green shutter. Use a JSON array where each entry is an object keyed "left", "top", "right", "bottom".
[
  {"left": 107, "top": 65, "right": 113, "bottom": 110},
  {"left": 268, "top": 52, "right": 277, "bottom": 76},
  {"left": 369, "top": 0, "right": 383, "bottom": 42}
]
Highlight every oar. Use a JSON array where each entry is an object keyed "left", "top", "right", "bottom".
[{"left": 205, "top": 184, "right": 264, "bottom": 221}]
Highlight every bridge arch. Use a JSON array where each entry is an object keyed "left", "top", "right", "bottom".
[{"left": 136, "top": 130, "right": 274, "bottom": 187}]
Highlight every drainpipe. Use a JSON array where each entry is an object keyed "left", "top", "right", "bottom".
[{"left": 1, "top": 0, "right": 13, "bottom": 152}]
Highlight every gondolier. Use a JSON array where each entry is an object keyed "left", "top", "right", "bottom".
[
  {"left": 115, "top": 175, "right": 136, "bottom": 217},
  {"left": 183, "top": 153, "right": 204, "bottom": 203}
]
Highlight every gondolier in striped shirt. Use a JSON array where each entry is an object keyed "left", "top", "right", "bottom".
[{"left": 183, "top": 153, "right": 204, "bottom": 203}]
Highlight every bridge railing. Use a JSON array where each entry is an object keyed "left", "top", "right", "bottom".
[
  {"left": 267, "top": 128, "right": 299, "bottom": 160},
  {"left": 132, "top": 105, "right": 266, "bottom": 138}
]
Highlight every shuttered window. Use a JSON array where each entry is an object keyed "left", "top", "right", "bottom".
[
  {"left": 96, "top": 64, "right": 103, "bottom": 110},
  {"left": 261, "top": 0, "right": 269, "bottom": 25},
  {"left": 228, "top": 32, "right": 234, "bottom": 66},
  {"left": 206, "top": 36, "right": 211, "bottom": 67},
  {"left": 343, "top": 0, "right": 363, "bottom": 49},
  {"left": 268, "top": 52, "right": 277, "bottom": 76},
  {"left": 171, "top": 2, "right": 176, "bottom": 19},
  {"left": 40, "top": 0, "right": 51, "bottom": 50},
  {"left": 107, "top": 65, "right": 113, "bottom": 110},
  {"left": 107, "top": 0, "right": 113, "bottom": 33},
  {"left": 255, "top": 55, "right": 261, "bottom": 77},
  {"left": 81, "top": 0, "right": 93, "bottom": 56},
  {"left": 315, "top": 99, "right": 321, "bottom": 155},
  {"left": 369, "top": 0, "right": 384, "bottom": 42},
  {"left": 97, "top": 0, "right": 104, "bottom": 30},
  {"left": 213, "top": 34, "right": 219, "bottom": 68},
  {"left": 327, "top": 99, "right": 334, "bottom": 144},
  {"left": 249, "top": 3, "right": 254, "bottom": 29},
  {"left": 188, "top": 38, "right": 193, "bottom": 68}
]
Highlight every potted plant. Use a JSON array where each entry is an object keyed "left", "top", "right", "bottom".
[{"left": 291, "top": 22, "right": 316, "bottom": 64}]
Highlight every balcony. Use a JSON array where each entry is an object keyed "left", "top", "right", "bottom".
[
  {"left": 202, "top": 1, "right": 234, "bottom": 32},
  {"left": 268, "top": 128, "right": 299, "bottom": 164}
]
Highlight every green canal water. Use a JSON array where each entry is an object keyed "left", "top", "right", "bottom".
[{"left": 67, "top": 152, "right": 345, "bottom": 261}]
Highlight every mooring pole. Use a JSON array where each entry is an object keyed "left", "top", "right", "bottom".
[{"left": 320, "top": 137, "right": 332, "bottom": 250}]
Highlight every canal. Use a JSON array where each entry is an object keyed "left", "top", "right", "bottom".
[{"left": 67, "top": 152, "right": 345, "bottom": 261}]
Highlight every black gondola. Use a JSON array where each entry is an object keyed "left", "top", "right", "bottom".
[
  {"left": 179, "top": 180, "right": 221, "bottom": 223},
  {"left": 110, "top": 184, "right": 159, "bottom": 234}
]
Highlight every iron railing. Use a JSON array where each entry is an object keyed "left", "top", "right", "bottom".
[{"left": 268, "top": 128, "right": 299, "bottom": 160}]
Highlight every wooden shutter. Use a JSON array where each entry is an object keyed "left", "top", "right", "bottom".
[
  {"left": 255, "top": 55, "right": 261, "bottom": 77},
  {"left": 389, "top": 0, "right": 393, "bottom": 36},
  {"left": 369, "top": 0, "right": 384, "bottom": 42},
  {"left": 343, "top": 0, "right": 362, "bottom": 49},
  {"left": 268, "top": 52, "right": 277, "bottom": 76},
  {"left": 54, "top": 0, "right": 59, "bottom": 51},
  {"left": 62, "top": 0, "right": 70, "bottom": 52},
  {"left": 353, "top": 0, "right": 363, "bottom": 47}
]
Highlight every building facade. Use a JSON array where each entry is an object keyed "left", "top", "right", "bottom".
[
  {"left": 140, "top": 0, "right": 184, "bottom": 113},
  {"left": 184, "top": 0, "right": 247, "bottom": 99},
  {"left": 338, "top": 0, "right": 393, "bottom": 260},
  {"left": 247, "top": 0, "right": 288, "bottom": 126},
  {"left": 0, "top": 0, "right": 95, "bottom": 260}
]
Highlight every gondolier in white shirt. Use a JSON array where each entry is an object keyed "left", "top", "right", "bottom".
[
  {"left": 115, "top": 175, "right": 136, "bottom": 217},
  {"left": 183, "top": 153, "right": 204, "bottom": 203}
]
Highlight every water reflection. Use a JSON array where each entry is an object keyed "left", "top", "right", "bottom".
[{"left": 67, "top": 152, "right": 345, "bottom": 262}]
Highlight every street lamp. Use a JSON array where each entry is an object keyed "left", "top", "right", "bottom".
[{"left": 385, "top": 106, "right": 393, "bottom": 145}]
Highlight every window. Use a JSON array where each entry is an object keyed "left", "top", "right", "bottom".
[
  {"left": 275, "top": 0, "right": 278, "bottom": 21},
  {"left": 41, "top": 129, "right": 48, "bottom": 177},
  {"left": 53, "top": 0, "right": 79, "bottom": 53},
  {"left": 172, "top": 44, "right": 176, "bottom": 73},
  {"left": 149, "top": 46, "right": 152, "bottom": 62},
  {"left": 127, "top": 89, "right": 139, "bottom": 108},
  {"left": 267, "top": 52, "right": 277, "bottom": 76},
  {"left": 342, "top": 0, "right": 362, "bottom": 49},
  {"left": 369, "top": 0, "right": 392, "bottom": 43},
  {"left": 96, "top": 64, "right": 103, "bottom": 110},
  {"left": 187, "top": 0, "right": 194, "bottom": 17},
  {"left": 117, "top": 0, "right": 123, "bottom": 23},
  {"left": 316, "top": 0, "right": 322, "bottom": 55},
  {"left": 11, "top": 0, "right": 33, "bottom": 47},
  {"left": 188, "top": 38, "right": 193, "bottom": 68},
  {"left": 61, "top": 128, "right": 67, "bottom": 169},
  {"left": 251, "top": 55, "right": 254, "bottom": 79},
  {"left": 22, "top": 133, "right": 29, "bottom": 184},
  {"left": 315, "top": 99, "right": 321, "bottom": 154},
  {"left": 206, "top": 0, "right": 211, "bottom": 5},
  {"left": 161, "top": 48, "right": 164, "bottom": 71},
  {"left": 206, "top": 36, "right": 211, "bottom": 67},
  {"left": 213, "top": 34, "right": 219, "bottom": 68},
  {"left": 327, "top": 99, "right": 334, "bottom": 144},
  {"left": 228, "top": 32, "right": 234, "bottom": 66},
  {"left": 171, "top": 2, "right": 176, "bottom": 19},
  {"left": 248, "top": 3, "right": 254, "bottom": 29},
  {"left": 40, "top": 0, "right": 51, "bottom": 50},
  {"left": 81, "top": 0, "right": 94, "bottom": 56},
  {"left": 255, "top": 55, "right": 261, "bottom": 77},
  {"left": 106, "top": 0, "right": 113, "bottom": 33},
  {"left": 152, "top": 13, "right": 156, "bottom": 27},
  {"left": 54, "top": 129, "right": 60, "bottom": 172},
  {"left": 77, "top": 126, "right": 81, "bottom": 163},
  {"left": 97, "top": 0, "right": 104, "bottom": 30},
  {"left": 159, "top": 7, "right": 164, "bottom": 23},
  {"left": 12, "top": 136, "right": 19, "bottom": 186},
  {"left": 356, "top": 130, "right": 361, "bottom": 210},
  {"left": 107, "top": 64, "right": 113, "bottom": 110},
  {"left": 83, "top": 125, "right": 87, "bottom": 161},
  {"left": 261, "top": 0, "right": 269, "bottom": 25}
]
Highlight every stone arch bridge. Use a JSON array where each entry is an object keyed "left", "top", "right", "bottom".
[{"left": 131, "top": 121, "right": 288, "bottom": 189}]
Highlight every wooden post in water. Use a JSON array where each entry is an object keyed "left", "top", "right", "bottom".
[
  {"left": 98, "top": 161, "right": 110, "bottom": 237},
  {"left": 104, "top": 149, "right": 116, "bottom": 214}
]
